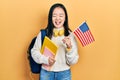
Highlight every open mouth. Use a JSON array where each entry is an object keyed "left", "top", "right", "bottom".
[{"left": 55, "top": 21, "right": 62, "bottom": 25}]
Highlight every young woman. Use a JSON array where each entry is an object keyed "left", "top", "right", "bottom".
[{"left": 31, "top": 3, "right": 79, "bottom": 80}]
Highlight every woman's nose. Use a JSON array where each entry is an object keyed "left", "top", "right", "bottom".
[{"left": 56, "top": 16, "right": 60, "bottom": 20}]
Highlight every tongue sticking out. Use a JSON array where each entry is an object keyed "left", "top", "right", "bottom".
[{"left": 55, "top": 21, "right": 61, "bottom": 25}]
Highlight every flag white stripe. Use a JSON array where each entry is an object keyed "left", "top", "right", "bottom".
[
  {"left": 77, "top": 29, "right": 87, "bottom": 46},
  {"left": 73, "top": 29, "right": 81, "bottom": 41},
  {"left": 85, "top": 31, "right": 92, "bottom": 44},
  {"left": 75, "top": 28, "right": 86, "bottom": 46},
  {"left": 84, "top": 31, "right": 90, "bottom": 45},
  {"left": 79, "top": 29, "right": 88, "bottom": 46},
  {"left": 74, "top": 28, "right": 85, "bottom": 46},
  {"left": 87, "top": 30, "right": 95, "bottom": 42}
]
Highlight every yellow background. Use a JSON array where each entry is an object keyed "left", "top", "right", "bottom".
[{"left": 0, "top": 0, "right": 120, "bottom": 80}]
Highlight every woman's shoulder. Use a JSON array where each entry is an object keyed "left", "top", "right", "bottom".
[{"left": 69, "top": 31, "right": 75, "bottom": 38}]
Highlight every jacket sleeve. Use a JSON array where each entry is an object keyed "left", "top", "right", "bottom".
[
  {"left": 31, "top": 31, "right": 49, "bottom": 65},
  {"left": 65, "top": 33, "right": 79, "bottom": 65}
]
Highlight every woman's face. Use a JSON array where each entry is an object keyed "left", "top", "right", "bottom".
[{"left": 52, "top": 7, "right": 65, "bottom": 28}]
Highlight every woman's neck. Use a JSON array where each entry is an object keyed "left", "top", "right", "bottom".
[{"left": 54, "top": 27, "right": 64, "bottom": 31}]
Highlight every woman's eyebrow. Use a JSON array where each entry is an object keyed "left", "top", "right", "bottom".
[{"left": 53, "top": 13, "right": 64, "bottom": 15}]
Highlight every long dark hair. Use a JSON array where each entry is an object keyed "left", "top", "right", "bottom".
[{"left": 45, "top": 3, "right": 71, "bottom": 39}]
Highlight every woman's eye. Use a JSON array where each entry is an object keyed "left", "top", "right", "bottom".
[
  {"left": 52, "top": 15, "right": 56, "bottom": 17},
  {"left": 53, "top": 16, "right": 56, "bottom": 17},
  {"left": 60, "top": 16, "right": 63, "bottom": 17}
]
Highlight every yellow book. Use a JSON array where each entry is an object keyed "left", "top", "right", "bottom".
[{"left": 40, "top": 36, "right": 58, "bottom": 55}]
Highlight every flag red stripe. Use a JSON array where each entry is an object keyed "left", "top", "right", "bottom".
[
  {"left": 77, "top": 29, "right": 87, "bottom": 46},
  {"left": 90, "top": 32, "right": 95, "bottom": 41},
  {"left": 87, "top": 30, "right": 95, "bottom": 42},
  {"left": 75, "top": 28, "right": 86, "bottom": 46},
  {"left": 74, "top": 29, "right": 84, "bottom": 46},
  {"left": 78, "top": 29, "right": 87, "bottom": 46},
  {"left": 73, "top": 31, "right": 83, "bottom": 46},
  {"left": 84, "top": 31, "right": 90, "bottom": 45},
  {"left": 85, "top": 30, "right": 92, "bottom": 44}
]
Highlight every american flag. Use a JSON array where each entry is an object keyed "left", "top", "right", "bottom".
[{"left": 73, "top": 22, "right": 95, "bottom": 47}]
